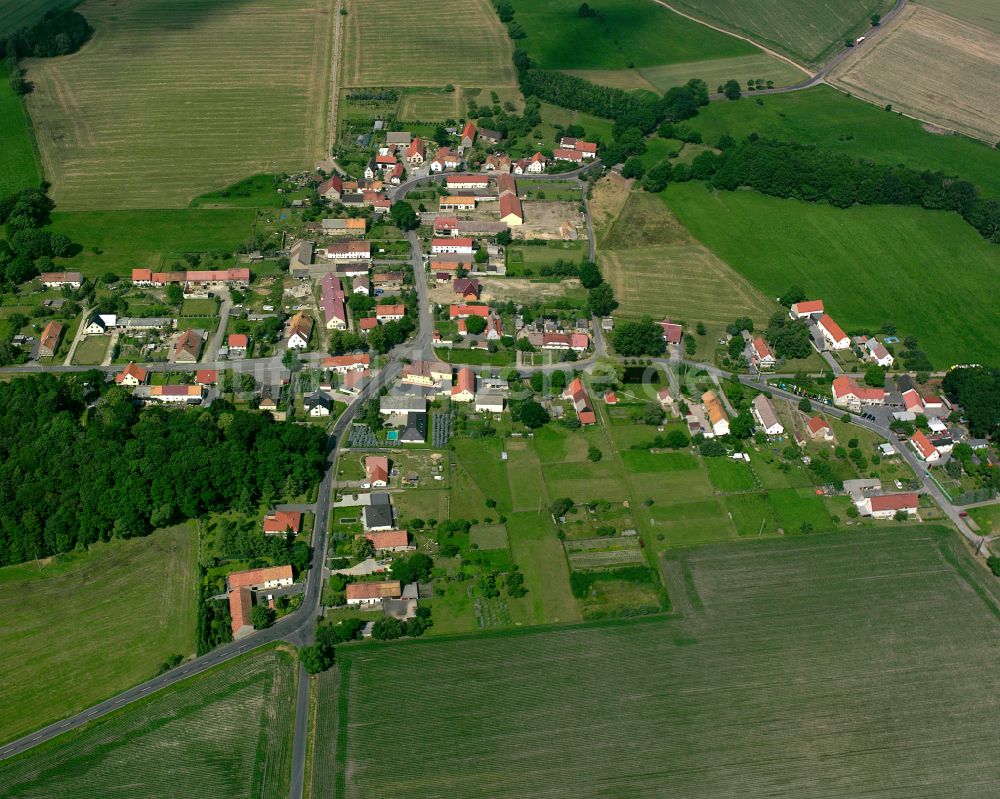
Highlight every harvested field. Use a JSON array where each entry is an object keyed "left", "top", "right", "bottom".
[
  {"left": 0, "top": 524, "right": 198, "bottom": 745},
  {"left": 0, "top": 647, "right": 298, "bottom": 798},
  {"left": 342, "top": 0, "right": 516, "bottom": 88},
  {"left": 601, "top": 191, "right": 693, "bottom": 250},
  {"left": 914, "top": 0, "right": 1000, "bottom": 33},
  {"left": 24, "top": 0, "right": 335, "bottom": 209},
  {"left": 477, "top": 277, "right": 585, "bottom": 303},
  {"left": 398, "top": 90, "right": 459, "bottom": 120},
  {"left": 665, "top": 0, "right": 892, "bottom": 65},
  {"left": 829, "top": 5, "right": 1000, "bottom": 144},
  {"left": 589, "top": 173, "right": 633, "bottom": 240},
  {"left": 515, "top": 201, "right": 585, "bottom": 240},
  {"left": 324, "top": 527, "right": 1000, "bottom": 798}
]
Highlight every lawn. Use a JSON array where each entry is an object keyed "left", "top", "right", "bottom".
[
  {"left": 663, "top": 181, "right": 1000, "bottom": 367},
  {"left": 0, "top": 646, "right": 298, "bottom": 798},
  {"left": 0, "top": 65, "right": 43, "bottom": 197},
  {"left": 0, "top": 524, "right": 198, "bottom": 745},
  {"left": 684, "top": 85, "right": 1000, "bottom": 196},
  {"left": 704, "top": 456, "right": 756, "bottom": 491},
  {"left": 70, "top": 333, "right": 109, "bottom": 365},
  {"left": 342, "top": 0, "right": 516, "bottom": 89},
  {"left": 509, "top": 0, "right": 756, "bottom": 71},
  {"left": 666, "top": 0, "right": 894, "bottom": 65},
  {"left": 47, "top": 208, "right": 257, "bottom": 278},
  {"left": 322, "top": 526, "right": 1000, "bottom": 797},
  {"left": 969, "top": 503, "right": 1000, "bottom": 536},
  {"left": 179, "top": 298, "right": 219, "bottom": 317},
  {"left": 190, "top": 174, "right": 283, "bottom": 209},
  {"left": 23, "top": 0, "right": 334, "bottom": 208}
]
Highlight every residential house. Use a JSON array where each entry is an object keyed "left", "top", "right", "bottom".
[
  {"left": 317, "top": 176, "right": 343, "bottom": 202},
  {"left": 902, "top": 389, "right": 925, "bottom": 415},
  {"left": 831, "top": 376, "right": 885, "bottom": 410},
  {"left": 326, "top": 240, "right": 371, "bottom": 260},
  {"left": 173, "top": 329, "right": 202, "bottom": 363},
  {"left": 323, "top": 353, "right": 370, "bottom": 373},
  {"left": 365, "top": 456, "right": 390, "bottom": 488},
  {"left": 195, "top": 369, "right": 217, "bottom": 386},
  {"left": 228, "top": 333, "right": 249, "bottom": 354},
  {"left": 84, "top": 313, "right": 117, "bottom": 335},
  {"left": 379, "top": 396, "right": 426, "bottom": 415},
  {"left": 375, "top": 153, "right": 396, "bottom": 172},
  {"left": 657, "top": 388, "right": 674, "bottom": 409},
  {"left": 451, "top": 367, "right": 476, "bottom": 402},
  {"left": 334, "top": 263, "right": 369, "bottom": 278},
  {"left": 142, "top": 385, "right": 204, "bottom": 404},
  {"left": 365, "top": 530, "right": 413, "bottom": 554},
  {"left": 373, "top": 272, "right": 404, "bottom": 291},
  {"left": 439, "top": 196, "right": 477, "bottom": 212},
  {"left": 320, "top": 273, "right": 348, "bottom": 331},
  {"left": 445, "top": 175, "right": 489, "bottom": 190},
  {"left": 858, "top": 493, "right": 919, "bottom": 519},
  {"left": 388, "top": 162, "right": 405, "bottom": 185},
  {"left": 363, "top": 159, "right": 378, "bottom": 180},
  {"left": 552, "top": 148, "right": 584, "bottom": 163},
  {"left": 453, "top": 278, "right": 481, "bottom": 299},
  {"left": 525, "top": 152, "right": 547, "bottom": 173},
  {"left": 115, "top": 362, "right": 149, "bottom": 386},
  {"left": 321, "top": 218, "right": 367, "bottom": 237},
  {"left": 40, "top": 271, "right": 84, "bottom": 289},
  {"left": 399, "top": 411, "right": 428, "bottom": 443},
  {"left": 287, "top": 311, "right": 314, "bottom": 349},
  {"left": 359, "top": 316, "right": 378, "bottom": 333},
  {"left": 460, "top": 121, "right": 477, "bottom": 149},
  {"left": 387, "top": 131, "right": 412, "bottom": 150},
  {"left": 132, "top": 268, "right": 250, "bottom": 289},
  {"left": 789, "top": 299, "right": 824, "bottom": 319},
  {"left": 304, "top": 391, "right": 332, "bottom": 417},
  {"left": 559, "top": 137, "right": 597, "bottom": 157},
  {"left": 564, "top": 377, "right": 596, "bottom": 426},
  {"left": 864, "top": 338, "right": 894, "bottom": 368},
  {"left": 228, "top": 565, "right": 294, "bottom": 592},
  {"left": 346, "top": 580, "right": 402, "bottom": 606},
  {"left": 911, "top": 430, "right": 941, "bottom": 463},
  {"left": 479, "top": 128, "right": 502, "bottom": 144},
  {"left": 817, "top": 314, "right": 850, "bottom": 350},
  {"left": 807, "top": 416, "right": 833, "bottom": 441},
  {"left": 499, "top": 192, "right": 524, "bottom": 226},
  {"left": 402, "top": 360, "right": 451, "bottom": 387},
  {"left": 406, "top": 137, "right": 425, "bottom": 165},
  {"left": 263, "top": 510, "right": 302, "bottom": 536},
  {"left": 429, "top": 148, "right": 461, "bottom": 172},
  {"left": 702, "top": 390, "right": 730, "bottom": 436},
  {"left": 449, "top": 304, "right": 490, "bottom": 320},
  {"left": 751, "top": 394, "right": 784, "bottom": 436},
  {"left": 36, "top": 320, "right": 63, "bottom": 358},
  {"left": 434, "top": 216, "right": 460, "bottom": 236},
  {"left": 342, "top": 368, "right": 370, "bottom": 395},
  {"left": 433, "top": 237, "right": 475, "bottom": 255},
  {"left": 352, "top": 276, "right": 371, "bottom": 295},
  {"left": 363, "top": 503, "right": 395, "bottom": 532},
  {"left": 475, "top": 391, "right": 505, "bottom": 413},
  {"left": 660, "top": 320, "right": 683, "bottom": 346},
  {"left": 751, "top": 336, "right": 776, "bottom": 369},
  {"left": 375, "top": 303, "right": 405, "bottom": 322}
]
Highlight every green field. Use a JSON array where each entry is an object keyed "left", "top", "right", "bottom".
[
  {"left": 342, "top": 0, "right": 516, "bottom": 89},
  {"left": 0, "top": 647, "right": 297, "bottom": 798},
  {"left": 914, "top": 0, "right": 1000, "bottom": 33},
  {"left": 47, "top": 208, "right": 256, "bottom": 277},
  {"left": 0, "top": 64, "right": 43, "bottom": 197},
  {"left": 24, "top": 0, "right": 334, "bottom": 208},
  {"left": 0, "top": 524, "right": 198, "bottom": 745},
  {"left": 667, "top": 0, "right": 893, "bottom": 64},
  {"left": 509, "top": 0, "right": 756, "bottom": 70},
  {"left": 321, "top": 527, "right": 1000, "bottom": 797},
  {"left": 0, "top": 0, "right": 77, "bottom": 35},
  {"left": 662, "top": 181, "right": 1000, "bottom": 367},
  {"left": 685, "top": 85, "right": 1000, "bottom": 196},
  {"left": 70, "top": 333, "right": 109, "bottom": 365}
]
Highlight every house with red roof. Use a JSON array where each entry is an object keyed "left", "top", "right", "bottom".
[
  {"left": 318, "top": 175, "right": 343, "bottom": 201},
  {"left": 553, "top": 148, "right": 584, "bottom": 163},
  {"left": 902, "top": 389, "right": 925, "bottom": 415},
  {"left": 453, "top": 278, "right": 481, "bottom": 299},
  {"left": 376, "top": 304, "right": 405, "bottom": 322},
  {"left": 604, "top": 390, "right": 618, "bottom": 405},
  {"left": 406, "top": 137, "right": 425, "bottom": 165},
  {"left": 460, "top": 121, "right": 477, "bottom": 149},
  {"left": 228, "top": 334, "right": 249, "bottom": 354},
  {"left": 432, "top": 237, "right": 474, "bottom": 255},
  {"left": 450, "top": 304, "right": 490, "bottom": 319},
  {"left": 322, "top": 353, "right": 370, "bottom": 373},
  {"left": 559, "top": 137, "right": 597, "bottom": 157},
  {"left": 364, "top": 530, "right": 413, "bottom": 554},
  {"left": 346, "top": 580, "right": 402, "bottom": 606},
  {"left": 115, "top": 362, "right": 149, "bottom": 387},
  {"left": 832, "top": 376, "right": 885, "bottom": 410},
  {"left": 751, "top": 336, "right": 776, "bottom": 369},
  {"left": 564, "top": 377, "right": 596, "bottom": 426},
  {"left": 499, "top": 192, "right": 524, "bottom": 226},
  {"left": 434, "top": 216, "right": 460, "bottom": 236},
  {"left": 195, "top": 369, "right": 217, "bottom": 386},
  {"left": 817, "top": 314, "right": 850, "bottom": 350},
  {"left": 359, "top": 316, "right": 378, "bottom": 332},
  {"left": 857, "top": 492, "right": 919, "bottom": 519},
  {"left": 263, "top": 510, "right": 302, "bottom": 536},
  {"left": 660, "top": 320, "right": 683, "bottom": 346},
  {"left": 910, "top": 430, "right": 940, "bottom": 463},
  {"left": 173, "top": 329, "right": 203, "bottom": 363},
  {"left": 365, "top": 456, "right": 389, "bottom": 487},
  {"left": 446, "top": 174, "right": 489, "bottom": 190},
  {"left": 806, "top": 416, "right": 833, "bottom": 441},
  {"left": 429, "top": 148, "right": 461, "bottom": 172},
  {"left": 789, "top": 299, "right": 824, "bottom": 319},
  {"left": 451, "top": 367, "right": 476, "bottom": 402}
]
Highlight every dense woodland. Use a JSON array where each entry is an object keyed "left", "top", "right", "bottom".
[
  {"left": 3, "top": 9, "right": 94, "bottom": 95},
  {"left": 0, "top": 374, "right": 328, "bottom": 567},
  {"left": 942, "top": 367, "right": 1000, "bottom": 439}
]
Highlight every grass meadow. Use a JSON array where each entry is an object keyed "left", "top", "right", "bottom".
[
  {"left": 24, "top": 0, "right": 335, "bottom": 209},
  {"left": 685, "top": 85, "right": 1000, "bottom": 196},
  {"left": 323, "top": 527, "right": 1000, "bottom": 798},
  {"left": 0, "top": 647, "right": 298, "bottom": 798},
  {"left": 509, "top": 0, "right": 755, "bottom": 71},
  {"left": 667, "top": 0, "right": 894, "bottom": 64},
  {"left": 0, "top": 0, "right": 76, "bottom": 35},
  {"left": 662, "top": 181, "right": 1000, "bottom": 367},
  {"left": 0, "top": 524, "right": 198, "bottom": 745},
  {"left": 829, "top": 5, "right": 1000, "bottom": 144},
  {"left": 342, "top": 0, "right": 516, "bottom": 89},
  {"left": 0, "top": 65, "right": 43, "bottom": 197},
  {"left": 48, "top": 208, "right": 257, "bottom": 277}
]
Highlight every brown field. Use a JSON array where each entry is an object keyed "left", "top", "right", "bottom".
[
  {"left": 341, "top": 0, "right": 517, "bottom": 89},
  {"left": 829, "top": 5, "right": 1000, "bottom": 144},
  {"left": 912, "top": 0, "right": 1000, "bottom": 34},
  {"left": 24, "top": 0, "right": 334, "bottom": 209},
  {"left": 600, "top": 192, "right": 778, "bottom": 325},
  {"left": 589, "top": 173, "right": 634, "bottom": 240}
]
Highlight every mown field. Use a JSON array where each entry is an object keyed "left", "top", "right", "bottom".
[
  {"left": 599, "top": 191, "right": 778, "bottom": 326},
  {"left": 47, "top": 208, "right": 257, "bottom": 277},
  {"left": 0, "top": 524, "right": 198, "bottom": 745},
  {"left": 0, "top": 65, "right": 43, "bottom": 197},
  {"left": 667, "top": 0, "right": 893, "bottom": 64},
  {"left": 0, "top": 647, "right": 298, "bottom": 798},
  {"left": 24, "top": 0, "right": 334, "bottom": 209},
  {"left": 510, "top": 0, "right": 754, "bottom": 71},
  {"left": 0, "top": 0, "right": 76, "bottom": 35},
  {"left": 323, "top": 527, "right": 1000, "bottom": 798},
  {"left": 829, "top": 5, "right": 1000, "bottom": 144},
  {"left": 663, "top": 181, "right": 1000, "bottom": 368},
  {"left": 913, "top": 0, "right": 1000, "bottom": 33},
  {"left": 683, "top": 85, "right": 1000, "bottom": 196},
  {"left": 341, "top": 0, "right": 516, "bottom": 89}
]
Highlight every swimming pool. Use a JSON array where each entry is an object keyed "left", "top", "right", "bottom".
[{"left": 386, "top": 430, "right": 399, "bottom": 442}]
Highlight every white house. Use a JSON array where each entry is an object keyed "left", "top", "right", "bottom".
[
  {"left": 346, "top": 580, "right": 402, "bottom": 606},
  {"left": 751, "top": 395, "right": 784, "bottom": 436},
  {"left": 40, "top": 271, "right": 84, "bottom": 290},
  {"left": 431, "top": 237, "right": 474, "bottom": 256},
  {"left": 864, "top": 338, "right": 894, "bottom": 368},
  {"left": 857, "top": 493, "right": 919, "bottom": 519},
  {"left": 475, "top": 391, "right": 505, "bottom": 413},
  {"left": 817, "top": 314, "right": 850, "bottom": 350},
  {"left": 304, "top": 392, "right": 332, "bottom": 417},
  {"left": 789, "top": 299, "right": 824, "bottom": 319}
]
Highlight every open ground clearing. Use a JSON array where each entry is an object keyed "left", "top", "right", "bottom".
[
  {"left": 24, "top": 0, "right": 334, "bottom": 209},
  {"left": 0, "top": 524, "right": 198, "bottom": 745},
  {"left": 829, "top": 5, "right": 1000, "bottom": 144},
  {"left": 323, "top": 527, "right": 1000, "bottom": 798},
  {"left": 0, "top": 647, "right": 297, "bottom": 798},
  {"left": 510, "top": 0, "right": 755, "bottom": 71},
  {"left": 685, "top": 85, "right": 1000, "bottom": 196},
  {"left": 47, "top": 208, "right": 257, "bottom": 277},
  {"left": 599, "top": 192, "right": 778, "bottom": 326},
  {"left": 663, "top": 181, "right": 1000, "bottom": 367},
  {"left": 913, "top": 0, "right": 1000, "bottom": 33},
  {"left": 665, "top": 0, "right": 892, "bottom": 65},
  {"left": 0, "top": 65, "right": 43, "bottom": 197},
  {"left": 341, "top": 0, "right": 516, "bottom": 89},
  {"left": 0, "top": 0, "right": 76, "bottom": 35}
]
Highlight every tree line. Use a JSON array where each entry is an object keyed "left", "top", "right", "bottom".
[
  {"left": 2, "top": 9, "right": 94, "bottom": 95},
  {"left": 942, "top": 367, "right": 1000, "bottom": 439},
  {"left": 0, "top": 374, "right": 329, "bottom": 567},
  {"left": 0, "top": 187, "right": 78, "bottom": 288}
]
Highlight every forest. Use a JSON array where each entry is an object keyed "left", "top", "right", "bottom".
[{"left": 0, "top": 374, "right": 328, "bottom": 567}]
